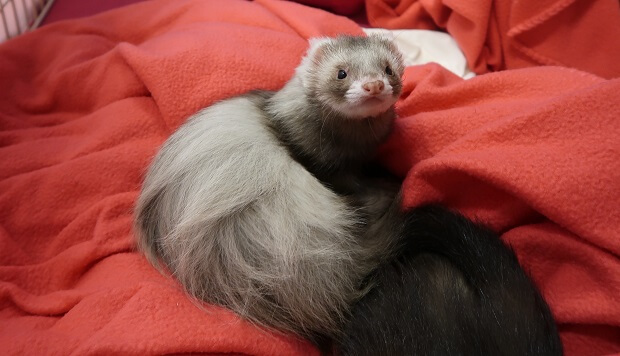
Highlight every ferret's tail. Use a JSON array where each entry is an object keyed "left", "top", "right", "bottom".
[{"left": 341, "top": 205, "right": 563, "bottom": 356}]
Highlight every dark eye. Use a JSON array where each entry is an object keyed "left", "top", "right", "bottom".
[
  {"left": 385, "top": 66, "right": 393, "bottom": 76},
  {"left": 337, "top": 70, "right": 347, "bottom": 79}
]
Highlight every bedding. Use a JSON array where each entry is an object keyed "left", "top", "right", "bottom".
[
  {"left": 363, "top": 28, "right": 475, "bottom": 79},
  {"left": 0, "top": 0, "right": 618, "bottom": 355},
  {"left": 366, "top": 0, "right": 620, "bottom": 79}
]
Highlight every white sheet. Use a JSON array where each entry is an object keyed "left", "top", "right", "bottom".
[{"left": 363, "top": 28, "right": 475, "bottom": 79}]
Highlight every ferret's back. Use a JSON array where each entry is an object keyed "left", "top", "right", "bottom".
[{"left": 134, "top": 93, "right": 366, "bottom": 338}]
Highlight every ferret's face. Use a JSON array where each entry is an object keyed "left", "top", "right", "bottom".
[{"left": 298, "top": 35, "right": 405, "bottom": 119}]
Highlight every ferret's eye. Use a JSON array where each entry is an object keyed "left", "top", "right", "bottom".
[
  {"left": 337, "top": 70, "right": 347, "bottom": 79},
  {"left": 385, "top": 66, "right": 393, "bottom": 76}
]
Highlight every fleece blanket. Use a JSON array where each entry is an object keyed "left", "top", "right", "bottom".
[
  {"left": 0, "top": 0, "right": 618, "bottom": 355},
  {"left": 365, "top": 0, "right": 620, "bottom": 78}
]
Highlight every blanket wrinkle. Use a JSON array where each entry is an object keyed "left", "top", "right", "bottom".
[
  {"left": 1, "top": 0, "right": 618, "bottom": 355},
  {"left": 257, "top": 0, "right": 363, "bottom": 39},
  {"left": 381, "top": 63, "right": 620, "bottom": 355},
  {"left": 366, "top": 0, "right": 620, "bottom": 78},
  {"left": 0, "top": 283, "right": 86, "bottom": 316}
]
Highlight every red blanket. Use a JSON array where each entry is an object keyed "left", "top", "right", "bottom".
[
  {"left": 381, "top": 64, "right": 620, "bottom": 355},
  {"left": 0, "top": 0, "right": 618, "bottom": 355},
  {"left": 366, "top": 0, "right": 620, "bottom": 79}
]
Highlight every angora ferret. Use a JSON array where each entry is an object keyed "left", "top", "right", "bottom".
[
  {"left": 134, "top": 34, "right": 562, "bottom": 355},
  {"left": 135, "top": 35, "right": 406, "bottom": 341}
]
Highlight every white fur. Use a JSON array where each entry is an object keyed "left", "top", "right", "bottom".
[
  {"left": 135, "top": 95, "right": 371, "bottom": 337},
  {"left": 296, "top": 37, "right": 333, "bottom": 89},
  {"left": 134, "top": 34, "right": 405, "bottom": 341},
  {"left": 339, "top": 77, "right": 395, "bottom": 119}
]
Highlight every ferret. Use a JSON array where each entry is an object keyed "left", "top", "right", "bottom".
[
  {"left": 134, "top": 34, "right": 562, "bottom": 353},
  {"left": 339, "top": 205, "right": 563, "bottom": 355},
  {"left": 134, "top": 34, "right": 406, "bottom": 342}
]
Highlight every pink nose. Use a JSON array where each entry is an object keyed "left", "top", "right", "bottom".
[{"left": 362, "top": 80, "right": 385, "bottom": 95}]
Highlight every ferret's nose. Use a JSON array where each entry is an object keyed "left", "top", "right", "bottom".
[{"left": 362, "top": 80, "right": 385, "bottom": 95}]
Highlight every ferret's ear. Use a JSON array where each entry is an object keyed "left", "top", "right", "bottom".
[
  {"left": 368, "top": 31, "right": 395, "bottom": 42},
  {"left": 307, "top": 37, "right": 332, "bottom": 57},
  {"left": 368, "top": 32, "right": 404, "bottom": 72},
  {"left": 368, "top": 31, "right": 399, "bottom": 49},
  {"left": 369, "top": 32, "right": 399, "bottom": 52},
  {"left": 296, "top": 37, "right": 332, "bottom": 89}
]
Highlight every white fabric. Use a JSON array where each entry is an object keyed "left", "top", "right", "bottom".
[{"left": 363, "top": 28, "right": 476, "bottom": 79}]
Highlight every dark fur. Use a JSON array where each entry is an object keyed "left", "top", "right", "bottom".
[{"left": 339, "top": 205, "right": 563, "bottom": 355}]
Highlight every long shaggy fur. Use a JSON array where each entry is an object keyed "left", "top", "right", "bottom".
[
  {"left": 135, "top": 34, "right": 563, "bottom": 353},
  {"left": 134, "top": 35, "right": 405, "bottom": 341},
  {"left": 340, "top": 205, "right": 563, "bottom": 355}
]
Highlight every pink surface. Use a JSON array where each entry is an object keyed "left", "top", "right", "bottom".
[
  {"left": 42, "top": 0, "right": 367, "bottom": 26},
  {"left": 1, "top": 0, "right": 619, "bottom": 354},
  {"left": 43, "top": 0, "right": 148, "bottom": 25}
]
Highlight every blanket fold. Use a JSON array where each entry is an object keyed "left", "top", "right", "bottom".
[
  {"left": 365, "top": 0, "right": 620, "bottom": 78},
  {"left": 380, "top": 64, "right": 620, "bottom": 355},
  {"left": 1, "top": 0, "right": 618, "bottom": 355}
]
